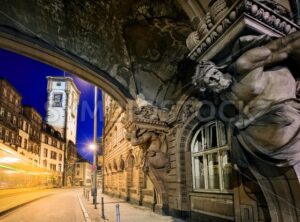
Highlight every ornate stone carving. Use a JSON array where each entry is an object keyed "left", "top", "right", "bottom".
[
  {"left": 178, "top": 97, "right": 201, "bottom": 123},
  {"left": 245, "top": 0, "right": 297, "bottom": 35},
  {"left": 197, "top": 17, "right": 209, "bottom": 39},
  {"left": 186, "top": 31, "right": 201, "bottom": 51},
  {"left": 122, "top": 102, "right": 168, "bottom": 132},
  {"left": 188, "top": 0, "right": 244, "bottom": 60},
  {"left": 126, "top": 126, "right": 170, "bottom": 172},
  {"left": 133, "top": 105, "right": 159, "bottom": 122},
  {"left": 192, "top": 31, "right": 300, "bottom": 222},
  {"left": 209, "top": 0, "right": 229, "bottom": 24},
  {"left": 188, "top": 0, "right": 300, "bottom": 61},
  {"left": 256, "top": 0, "right": 291, "bottom": 18}
]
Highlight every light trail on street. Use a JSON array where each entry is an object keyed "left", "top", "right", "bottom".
[{"left": 0, "top": 188, "right": 85, "bottom": 222}]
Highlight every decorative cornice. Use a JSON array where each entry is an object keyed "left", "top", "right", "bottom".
[
  {"left": 122, "top": 105, "right": 169, "bottom": 132},
  {"left": 188, "top": 0, "right": 300, "bottom": 61},
  {"left": 244, "top": 0, "right": 299, "bottom": 35},
  {"left": 188, "top": 0, "right": 244, "bottom": 61}
]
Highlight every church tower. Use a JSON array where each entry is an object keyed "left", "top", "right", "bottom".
[
  {"left": 46, "top": 76, "right": 81, "bottom": 186},
  {"left": 46, "top": 76, "right": 80, "bottom": 144}
]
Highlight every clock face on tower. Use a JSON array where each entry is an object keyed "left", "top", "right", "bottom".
[{"left": 47, "top": 109, "right": 60, "bottom": 123}]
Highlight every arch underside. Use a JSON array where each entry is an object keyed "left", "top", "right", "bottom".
[{"left": 0, "top": 0, "right": 193, "bottom": 108}]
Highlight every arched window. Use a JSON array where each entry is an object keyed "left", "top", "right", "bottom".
[
  {"left": 191, "top": 120, "right": 232, "bottom": 192},
  {"left": 119, "top": 159, "right": 125, "bottom": 171}
]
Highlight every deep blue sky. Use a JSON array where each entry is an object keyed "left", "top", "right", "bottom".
[{"left": 0, "top": 48, "right": 103, "bottom": 162}]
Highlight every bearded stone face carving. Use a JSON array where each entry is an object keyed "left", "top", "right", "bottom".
[{"left": 193, "top": 61, "right": 232, "bottom": 93}]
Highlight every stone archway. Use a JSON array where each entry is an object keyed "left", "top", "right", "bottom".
[
  {"left": 0, "top": 33, "right": 129, "bottom": 108},
  {"left": 0, "top": 0, "right": 192, "bottom": 109}
]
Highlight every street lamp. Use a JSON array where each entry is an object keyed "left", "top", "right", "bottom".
[
  {"left": 89, "top": 144, "right": 96, "bottom": 150},
  {"left": 92, "top": 86, "right": 98, "bottom": 208}
]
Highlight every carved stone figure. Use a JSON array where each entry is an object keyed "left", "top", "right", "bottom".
[
  {"left": 126, "top": 126, "right": 168, "bottom": 171},
  {"left": 193, "top": 32, "right": 300, "bottom": 221},
  {"left": 193, "top": 31, "right": 300, "bottom": 169}
]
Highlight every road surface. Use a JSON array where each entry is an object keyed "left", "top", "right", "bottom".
[{"left": 0, "top": 188, "right": 85, "bottom": 222}]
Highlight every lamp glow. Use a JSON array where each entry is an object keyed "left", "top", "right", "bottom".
[{"left": 89, "top": 144, "right": 96, "bottom": 150}]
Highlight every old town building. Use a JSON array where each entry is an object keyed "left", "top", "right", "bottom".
[
  {"left": 22, "top": 106, "right": 42, "bottom": 166},
  {"left": 40, "top": 123, "right": 65, "bottom": 186},
  {"left": 3, "top": 0, "right": 300, "bottom": 221},
  {"left": 102, "top": 93, "right": 158, "bottom": 209},
  {"left": 74, "top": 154, "right": 92, "bottom": 186},
  {"left": 0, "top": 78, "right": 65, "bottom": 185},
  {"left": 0, "top": 79, "right": 22, "bottom": 152}
]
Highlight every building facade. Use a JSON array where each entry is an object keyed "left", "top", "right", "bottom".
[
  {"left": 21, "top": 106, "right": 42, "bottom": 166},
  {"left": 74, "top": 155, "right": 92, "bottom": 187},
  {"left": 0, "top": 79, "right": 22, "bottom": 153},
  {"left": 0, "top": 78, "right": 65, "bottom": 185},
  {"left": 46, "top": 76, "right": 80, "bottom": 186},
  {"left": 102, "top": 93, "right": 157, "bottom": 209}
]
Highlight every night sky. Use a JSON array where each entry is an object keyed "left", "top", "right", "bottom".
[{"left": 0, "top": 48, "right": 103, "bottom": 163}]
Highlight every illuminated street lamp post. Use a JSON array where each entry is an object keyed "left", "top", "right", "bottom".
[{"left": 91, "top": 86, "right": 98, "bottom": 207}]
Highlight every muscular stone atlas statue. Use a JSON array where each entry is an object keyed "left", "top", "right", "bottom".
[
  {"left": 193, "top": 31, "right": 300, "bottom": 169},
  {"left": 126, "top": 126, "right": 168, "bottom": 170}
]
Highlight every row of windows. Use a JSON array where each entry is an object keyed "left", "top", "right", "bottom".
[
  {"left": 0, "top": 106, "right": 40, "bottom": 138},
  {"left": 0, "top": 126, "right": 20, "bottom": 146},
  {"left": 0, "top": 107, "right": 18, "bottom": 126},
  {"left": 17, "top": 136, "right": 39, "bottom": 154},
  {"left": 0, "top": 126, "right": 41, "bottom": 156},
  {"left": 2, "top": 87, "right": 20, "bottom": 106},
  {"left": 30, "top": 113, "right": 42, "bottom": 124},
  {"left": 43, "top": 148, "right": 63, "bottom": 161},
  {"left": 105, "top": 125, "right": 125, "bottom": 153},
  {"left": 43, "top": 135, "right": 64, "bottom": 150},
  {"left": 46, "top": 162, "right": 62, "bottom": 172},
  {"left": 27, "top": 142, "right": 40, "bottom": 155}
]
